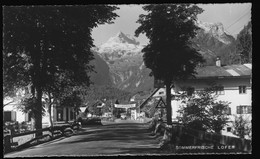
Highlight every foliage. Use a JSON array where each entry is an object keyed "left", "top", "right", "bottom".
[
  {"left": 209, "top": 101, "right": 230, "bottom": 133},
  {"left": 233, "top": 114, "right": 251, "bottom": 139},
  {"left": 17, "top": 96, "right": 46, "bottom": 119},
  {"left": 236, "top": 21, "right": 252, "bottom": 64},
  {"left": 59, "top": 91, "right": 83, "bottom": 115},
  {"left": 177, "top": 87, "right": 230, "bottom": 133},
  {"left": 135, "top": 4, "right": 205, "bottom": 125},
  {"left": 135, "top": 4, "right": 205, "bottom": 81},
  {"left": 3, "top": 5, "right": 118, "bottom": 131},
  {"left": 87, "top": 101, "right": 102, "bottom": 116},
  {"left": 192, "top": 28, "right": 239, "bottom": 66}
]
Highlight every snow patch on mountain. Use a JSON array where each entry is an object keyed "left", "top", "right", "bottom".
[
  {"left": 98, "top": 31, "right": 143, "bottom": 58},
  {"left": 136, "top": 80, "right": 141, "bottom": 87}
]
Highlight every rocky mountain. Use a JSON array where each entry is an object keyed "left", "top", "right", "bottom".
[
  {"left": 92, "top": 21, "right": 237, "bottom": 94},
  {"left": 89, "top": 51, "right": 113, "bottom": 86},
  {"left": 192, "top": 21, "right": 236, "bottom": 65},
  {"left": 96, "top": 31, "right": 154, "bottom": 93}
]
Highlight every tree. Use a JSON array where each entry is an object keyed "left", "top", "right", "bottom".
[
  {"left": 236, "top": 21, "right": 252, "bottom": 64},
  {"left": 135, "top": 4, "right": 205, "bottom": 125},
  {"left": 177, "top": 87, "right": 230, "bottom": 133},
  {"left": 3, "top": 6, "right": 118, "bottom": 133},
  {"left": 59, "top": 90, "right": 83, "bottom": 121},
  {"left": 233, "top": 114, "right": 251, "bottom": 139}
]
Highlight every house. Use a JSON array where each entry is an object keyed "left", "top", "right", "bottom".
[
  {"left": 3, "top": 86, "right": 79, "bottom": 127},
  {"left": 132, "top": 89, "right": 160, "bottom": 119},
  {"left": 4, "top": 87, "right": 34, "bottom": 123},
  {"left": 151, "top": 60, "right": 252, "bottom": 135},
  {"left": 83, "top": 99, "right": 106, "bottom": 117}
]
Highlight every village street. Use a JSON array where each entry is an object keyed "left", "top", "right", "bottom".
[{"left": 5, "top": 120, "right": 170, "bottom": 157}]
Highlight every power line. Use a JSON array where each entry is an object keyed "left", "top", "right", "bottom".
[
  {"left": 230, "top": 25, "right": 246, "bottom": 35},
  {"left": 226, "top": 9, "right": 251, "bottom": 30}
]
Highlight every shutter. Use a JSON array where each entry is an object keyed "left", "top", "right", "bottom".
[
  {"left": 25, "top": 113, "right": 28, "bottom": 122},
  {"left": 247, "top": 106, "right": 252, "bottom": 114},
  {"left": 11, "top": 111, "right": 16, "bottom": 121},
  {"left": 228, "top": 107, "right": 231, "bottom": 115},
  {"left": 237, "top": 106, "right": 241, "bottom": 114}
]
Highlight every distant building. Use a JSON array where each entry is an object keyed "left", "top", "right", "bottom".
[{"left": 83, "top": 99, "right": 106, "bottom": 117}]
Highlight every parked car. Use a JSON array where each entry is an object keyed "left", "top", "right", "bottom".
[{"left": 78, "top": 117, "right": 102, "bottom": 126}]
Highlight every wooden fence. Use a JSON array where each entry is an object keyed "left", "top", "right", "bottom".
[
  {"left": 168, "top": 125, "right": 252, "bottom": 153},
  {"left": 148, "top": 119, "right": 251, "bottom": 153},
  {"left": 4, "top": 123, "right": 80, "bottom": 154}
]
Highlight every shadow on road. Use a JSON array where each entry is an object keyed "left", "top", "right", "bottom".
[
  {"left": 5, "top": 123, "right": 168, "bottom": 156},
  {"left": 60, "top": 123, "right": 154, "bottom": 145}
]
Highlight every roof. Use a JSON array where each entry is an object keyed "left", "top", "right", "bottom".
[
  {"left": 138, "top": 88, "right": 160, "bottom": 109},
  {"left": 194, "top": 64, "right": 251, "bottom": 79},
  {"left": 131, "top": 93, "right": 150, "bottom": 101}
]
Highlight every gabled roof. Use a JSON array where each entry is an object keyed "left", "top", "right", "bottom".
[
  {"left": 194, "top": 64, "right": 251, "bottom": 79},
  {"left": 138, "top": 88, "right": 160, "bottom": 109}
]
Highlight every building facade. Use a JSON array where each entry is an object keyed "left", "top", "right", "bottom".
[
  {"left": 152, "top": 63, "right": 252, "bottom": 136},
  {"left": 4, "top": 86, "right": 78, "bottom": 126}
]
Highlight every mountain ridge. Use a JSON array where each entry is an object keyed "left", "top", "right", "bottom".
[{"left": 92, "top": 21, "right": 237, "bottom": 94}]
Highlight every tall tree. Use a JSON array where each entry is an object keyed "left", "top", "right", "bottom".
[
  {"left": 236, "top": 21, "right": 252, "bottom": 64},
  {"left": 135, "top": 4, "right": 204, "bottom": 125},
  {"left": 3, "top": 6, "right": 118, "bottom": 133}
]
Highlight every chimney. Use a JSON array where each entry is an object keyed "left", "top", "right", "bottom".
[{"left": 216, "top": 57, "right": 221, "bottom": 67}]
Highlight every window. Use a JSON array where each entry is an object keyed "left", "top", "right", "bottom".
[
  {"left": 70, "top": 109, "right": 74, "bottom": 121},
  {"left": 237, "top": 105, "right": 251, "bottom": 114},
  {"left": 239, "top": 86, "right": 247, "bottom": 94},
  {"left": 27, "top": 112, "right": 32, "bottom": 122},
  {"left": 225, "top": 107, "right": 231, "bottom": 115},
  {"left": 187, "top": 87, "right": 195, "bottom": 96},
  {"left": 4, "top": 111, "right": 16, "bottom": 122},
  {"left": 57, "top": 109, "right": 63, "bottom": 121},
  {"left": 4, "top": 111, "right": 11, "bottom": 122},
  {"left": 216, "top": 86, "right": 224, "bottom": 95}
]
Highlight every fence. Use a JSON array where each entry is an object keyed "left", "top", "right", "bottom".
[
  {"left": 148, "top": 119, "right": 251, "bottom": 153},
  {"left": 168, "top": 124, "right": 252, "bottom": 153},
  {"left": 4, "top": 122, "right": 80, "bottom": 154}
]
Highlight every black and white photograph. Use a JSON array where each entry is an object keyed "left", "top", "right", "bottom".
[{"left": 3, "top": 3, "right": 252, "bottom": 157}]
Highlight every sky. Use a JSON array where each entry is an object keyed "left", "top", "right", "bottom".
[{"left": 91, "top": 3, "right": 252, "bottom": 46}]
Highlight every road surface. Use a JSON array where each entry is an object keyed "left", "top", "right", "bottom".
[{"left": 5, "top": 120, "right": 170, "bottom": 157}]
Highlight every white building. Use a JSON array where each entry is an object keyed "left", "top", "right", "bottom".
[
  {"left": 151, "top": 62, "right": 252, "bottom": 135},
  {"left": 4, "top": 86, "right": 79, "bottom": 127}
]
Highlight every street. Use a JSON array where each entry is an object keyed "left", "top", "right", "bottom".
[{"left": 5, "top": 120, "right": 169, "bottom": 157}]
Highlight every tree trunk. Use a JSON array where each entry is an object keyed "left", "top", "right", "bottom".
[
  {"left": 35, "top": 86, "right": 43, "bottom": 137},
  {"left": 74, "top": 109, "right": 76, "bottom": 121},
  {"left": 47, "top": 92, "right": 53, "bottom": 127},
  {"left": 48, "top": 103, "right": 53, "bottom": 127},
  {"left": 165, "top": 80, "right": 172, "bottom": 125}
]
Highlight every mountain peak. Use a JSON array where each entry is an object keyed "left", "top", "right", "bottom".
[
  {"left": 196, "top": 20, "right": 233, "bottom": 44},
  {"left": 116, "top": 31, "right": 124, "bottom": 37},
  {"left": 98, "top": 31, "right": 143, "bottom": 57},
  {"left": 106, "top": 31, "right": 140, "bottom": 46}
]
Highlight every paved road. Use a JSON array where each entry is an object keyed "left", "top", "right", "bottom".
[{"left": 5, "top": 120, "right": 170, "bottom": 157}]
